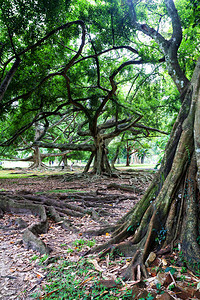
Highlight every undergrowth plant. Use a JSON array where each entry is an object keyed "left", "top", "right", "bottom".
[{"left": 31, "top": 257, "right": 137, "bottom": 299}]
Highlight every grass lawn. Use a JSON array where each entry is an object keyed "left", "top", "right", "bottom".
[{"left": 116, "top": 163, "right": 156, "bottom": 169}]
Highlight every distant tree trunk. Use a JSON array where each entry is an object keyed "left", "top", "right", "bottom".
[
  {"left": 131, "top": 153, "right": 140, "bottom": 164},
  {"left": 33, "top": 146, "right": 41, "bottom": 166},
  {"left": 111, "top": 134, "right": 125, "bottom": 169},
  {"left": 141, "top": 153, "right": 146, "bottom": 164},
  {"left": 126, "top": 142, "right": 131, "bottom": 166},
  {"left": 29, "top": 147, "right": 46, "bottom": 169},
  {"left": 92, "top": 134, "right": 112, "bottom": 175},
  {"left": 92, "top": 59, "right": 200, "bottom": 278},
  {"left": 29, "top": 123, "right": 46, "bottom": 169},
  {"left": 62, "top": 155, "right": 68, "bottom": 167},
  {"left": 111, "top": 146, "right": 120, "bottom": 169}
]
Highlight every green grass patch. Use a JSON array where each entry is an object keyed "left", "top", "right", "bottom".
[
  {"left": 0, "top": 170, "right": 67, "bottom": 179},
  {"left": 0, "top": 171, "right": 35, "bottom": 179},
  {"left": 116, "top": 163, "right": 156, "bottom": 169}
]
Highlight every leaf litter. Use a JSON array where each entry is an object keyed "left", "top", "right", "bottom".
[{"left": 0, "top": 168, "right": 200, "bottom": 299}]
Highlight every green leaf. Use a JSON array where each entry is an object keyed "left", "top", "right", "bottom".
[{"left": 165, "top": 267, "right": 177, "bottom": 275}]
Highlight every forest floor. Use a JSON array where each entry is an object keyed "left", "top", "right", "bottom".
[{"left": 0, "top": 167, "right": 200, "bottom": 300}]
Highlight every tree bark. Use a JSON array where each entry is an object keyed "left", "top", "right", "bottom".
[
  {"left": 0, "top": 58, "right": 21, "bottom": 102},
  {"left": 93, "top": 134, "right": 112, "bottom": 175},
  {"left": 91, "top": 59, "right": 200, "bottom": 277},
  {"left": 127, "top": 0, "right": 190, "bottom": 96},
  {"left": 111, "top": 146, "right": 120, "bottom": 169},
  {"left": 126, "top": 142, "right": 131, "bottom": 167}
]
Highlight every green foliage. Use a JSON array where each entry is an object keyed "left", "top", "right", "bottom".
[
  {"left": 168, "top": 284, "right": 175, "bottom": 291},
  {"left": 31, "top": 257, "right": 134, "bottom": 299},
  {"left": 71, "top": 238, "right": 96, "bottom": 251},
  {"left": 138, "top": 293, "right": 155, "bottom": 300},
  {"left": 197, "top": 235, "right": 200, "bottom": 245},
  {"left": 154, "top": 227, "right": 167, "bottom": 245},
  {"left": 39, "top": 254, "right": 49, "bottom": 264},
  {"left": 127, "top": 225, "right": 134, "bottom": 232},
  {"left": 165, "top": 267, "right": 177, "bottom": 275},
  {"left": 0, "top": 0, "right": 199, "bottom": 170},
  {"left": 30, "top": 255, "right": 39, "bottom": 262}
]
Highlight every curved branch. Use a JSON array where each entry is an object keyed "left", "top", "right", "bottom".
[
  {"left": 4, "top": 21, "right": 86, "bottom": 69},
  {"left": 102, "top": 115, "right": 143, "bottom": 140},
  {"left": 1, "top": 21, "right": 86, "bottom": 104},
  {"left": 127, "top": 0, "right": 169, "bottom": 52},
  {"left": 74, "top": 45, "right": 139, "bottom": 66},
  {"left": 133, "top": 124, "right": 169, "bottom": 135},
  {"left": 0, "top": 104, "right": 72, "bottom": 147},
  {"left": 62, "top": 73, "right": 92, "bottom": 121},
  {"left": 33, "top": 141, "right": 95, "bottom": 152},
  {"left": 0, "top": 57, "right": 21, "bottom": 102},
  {"left": 92, "top": 59, "right": 145, "bottom": 132},
  {"left": 127, "top": 0, "right": 189, "bottom": 94},
  {"left": 165, "top": 0, "right": 182, "bottom": 50}
]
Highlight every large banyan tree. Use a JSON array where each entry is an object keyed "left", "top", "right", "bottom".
[
  {"left": 0, "top": 1, "right": 167, "bottom": 176},
  {"left": 89, "top": 0, "right": 200, "bottom": 278},
  {"left": 0, "top": 0, "right": 200, "bottom": 278}
]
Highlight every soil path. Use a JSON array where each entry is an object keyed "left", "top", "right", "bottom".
[{"left": 0, "top": 169, "right": 152, "bottom": 299}]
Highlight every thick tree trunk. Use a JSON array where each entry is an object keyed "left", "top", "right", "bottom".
[
  {"left": 83, "top": 152, "right": 95, "bottom": 173},
  {"left": 29, "top": 147, "right": 47, "bottom": 169},
  {"left": 92, "top": 134, "right": 112, "bottom": 175},
  {"left": 91, "top": 59, "right": 200, "bottom": 278},
  {"left": 30, "top": 124, "right": 47, "bottom": 169}
]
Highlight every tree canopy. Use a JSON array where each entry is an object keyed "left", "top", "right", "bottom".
[{"left": 0, "top": 0, "right": 193, "bottom": 173}]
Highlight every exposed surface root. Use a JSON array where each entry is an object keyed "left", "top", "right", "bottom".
[
  {"left": 0, "top": 169, "right": 144, "bottom": 255},
  {"left": 107, "top": 183, "right": 143, "bottom": 193},
  {"left": 0, "top": 196, "right": 50, "bottom": 254},
  {"left": 121, "top": 250, "right": 148, "bottom": 281}
]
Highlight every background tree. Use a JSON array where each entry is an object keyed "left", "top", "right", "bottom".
[{"left": 0, "top": 0, "right": 171, "bottom": 174}]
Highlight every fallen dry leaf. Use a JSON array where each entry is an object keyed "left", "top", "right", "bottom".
[
  {"left": 162, "top": 258, "right": 168, "bottom": 266},
  {"left": 88, "top": 259, "right": 104, "bottom": 272}
]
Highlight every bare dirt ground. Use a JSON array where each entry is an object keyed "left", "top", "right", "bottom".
[
  {"left": 0, "top": 168, "right": 147, "bottom": 299},
  {"left": 0, "top": 168, "right": 200, "bottom": 299}
]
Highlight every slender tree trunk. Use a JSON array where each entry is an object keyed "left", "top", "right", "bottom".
[
  {"left": 34, "top": 146, "right": 41, "bottom": 166},
  {"left": 126, "top": 142, "right": 131, "bottom": 166},
  {"left": 141, "top": 153, "right": 146, "bottom": 164},
  {"left": 62, "top": 155, "right": 68, "bottom": 167},
  {"left": 83, "top": 152, "right": 95, "bottom": 173},
  {"left": 111, "top": 133, "right": 125, "bottom": 169},
  {"left": 111, "top": 147, "right": 120, "bottom": 169}
]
